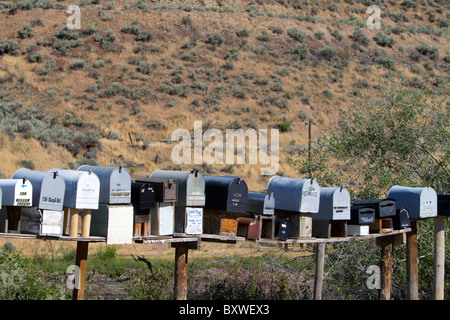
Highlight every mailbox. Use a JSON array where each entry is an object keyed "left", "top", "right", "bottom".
[
  {"left": 387, "top": 186, "right": 437, "bottom": 219},
  {"left": 351, "top": 198, "right": 396, "bottom": 219},
  {"left": 275, "top": 217, "right": 289, "bottom": 240},
  {"left": 150, "top": 170, "right": 205, "bottom": 235},
  {"left": 135, "top": 178, "right": 177, "bottom": 203},
  {"left": 313, "top": 187, "right": 350, "bottom": 238},
  {"left": 19, "top": 208, "right": 64, "bottom": 237},
  {"left": 0, "top": 178, "right": 33, "bottom": 232},
  {"left": 437, "top": 195, "right": 450, "bottom": 217},
  {"left": 393, "top": 207, "right": 411, "bottom": 229},
  {"left": 131, "top": 182, "right": 156, "bottom": 211},
  {"left": 90, "top": 204, "right": 134, "bottom": 244},
  {"left": 204, "top": 176, "right": 248, "bottom": 213},
  {"left": 246, "top": 193, "right": 274, "bottom": 216},
  {"left": 52, "top": 169, "right": 100, "bottom": 210},
  {"left": 12, "top": 168, "right": 65, "bottom": 211},
  {"left": 349, "top": 205, "right": 375, "bottom": 225},
  {"left": 0, "top": 178, "right": 33, "bottom": 207},
  {"left": 78, "top": 165, "right": 131, "bottom": 204},
  {"left": 314, "top": 187, "right": 350, "bottom": 221},
  {"left": 267, "top": 176, "right": 320, "bottom": 213},
  {"left": 150, "top": 170, "right": 205, "bottom": 207}
]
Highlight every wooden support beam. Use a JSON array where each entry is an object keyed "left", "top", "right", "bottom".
[
  {"left": 72, "top": 241, "right": 89, "bottom": 300},
  {"left": 313, "top": 242, "right": 325, "bottom": 300},
  {"left": 69, "top": 209, "right": 79, "bottom": 238},
  {"left": 174, "top": 242, "right": 189, "bottom": 300},
  {"left": 433, "top": 216, "right": 445, "bottom": 300},
  {"left": 406, "top": 220, "right": 419, "bottom": 300},
  {"left": 377, "top": 235, "right": 394, "bottom": 300}
]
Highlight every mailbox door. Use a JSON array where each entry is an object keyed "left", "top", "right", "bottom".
[
  {"left": 185, "top": 173, "right": 206, "bottom": 207},
  {"left": 74, "top": 173, "right": 100, "bottom": 209},
  {"left": 131, "top": 182, "right": 156, "bottom": 210},
  {"left": 136, "top": 178, "right": 178, "bottom": 202},
  {"left": 13, "top": 180, "right": 32, "bottom": 207},
  {"left": 204, "top": 176, "right": 248, "bottom": 213}
]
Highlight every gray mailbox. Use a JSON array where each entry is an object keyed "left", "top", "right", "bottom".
[
  {"left": 52, "top": 169, "right": 100, "bottom": 210},
  {"left": 78, "top": 165, "right": 131, "bottom": 204},
  {"left": 0, "top": 178, "right": 33, "bottom": 232},
  {"left": 267, "top": 176, "right": 320, "bottom": 213},
  {"left": 150, "top": 170, "right": 205, "bottom": 235},
  {"left": 150, "top": 170, "right": 205, "bottom": 207},
  {"left": 388, "top": 186, "right": 437, "bottom": 219},
  {"left": 312, "top": 187, "right": 350, "bottom": 238},
  {"left": 0, "top": 178, "right": 33, "bottom": 207},
  {"left": 314, "top": 187, "right": 351, "bottom": 221},
  {"left": 12, "top": 168, "right": 65, "bottom": 211},
  {"left": 246, "top": 193, "right": 275, "bottom": 216}
]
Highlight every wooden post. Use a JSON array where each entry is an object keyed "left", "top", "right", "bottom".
[
  {"left": 406, "top": 220, "right": 419, "bottom": 300},
  {"left": 73, "top": 241, "right": 89, "bottom": 300},
  {"left": 433, "top": 216, "right": 445, "bottom": 300},
  {"left": 313, "top": 242, "right": 325, "bottom": 300},
  {"left": 377, "top": 235, "right": 394, "bottom": 300},
  {"left": 81, "top": 209, "right": 91, "bottom": 238},
  {"left": 174, "top": 242, "right": 189, "bottom": 300},
  {"left": 69, "top": 209, "right": 79, "bottom": 237}
]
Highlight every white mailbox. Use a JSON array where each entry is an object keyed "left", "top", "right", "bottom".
[
  {"left": 267, "top": 176, "right": 320, "bottom": 213},
  {"left": 52, "top": 169, "right": 100, "bottom": 210},
  {"left": 78, "top": 165, "right": 131, "bottom": 205},
  {"left": 388, "top": 186, "right": 437, "bottom": 219},
  {"left": 12, "top": 168, "right": 65, "bottom": 211},
  {"left": 315, "top": 187, "right": 351, "bottom": 221},
  {"left": 90, "top": 204, "right": 134, "bottom": 244}
]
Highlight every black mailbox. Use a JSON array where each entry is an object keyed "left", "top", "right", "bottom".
[
  {"left": 393, "top": 207, "right": 411, "bottom": 229},
  {"left": 131, "top": 182, "right": 156, "bottom": 211},
  {"left": 204, "top": 176, "right": 248, "bottom": 213},
  {"left": 351, "top": 198, "right": 396, "bottom": 218},
  {"left": 438, "top": 195, "right": 450, "bottom": 217},
  {"left": 349, "top": 205, "right": 375, "bottom": 225},
  {"left": 135, "top": 178, "right": 178, "bottom": 203},
  {"left": 275, "top": 217, "right": 289, "bottom": 240}
]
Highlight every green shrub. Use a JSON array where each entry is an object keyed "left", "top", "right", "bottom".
[
  {"left": 278, "top": 118, "right": 292, "bottom": 132},
  {"left": 26, "top": 51, "right": 44, "bottom": 63},
  {"left": 352, "top": 26, "right": 370, "bottom": 46},
  {"left": 319, "top": 46, "right": 337, "bottom": 60},
  {"left": 416, "top": 42, "right": 439, "bottom": 61},
  {"left": 18, "top": 159, "right": 35, "bottom": 170},
  {"left": 69, "top": 60, "right": 85, "bottom": 70},
  {"left": 291, "top": 44, "right": 310, "bottom": 62},
  {"left": 18, "top": 24, "right": 34, "bottom": 39},
  {"left": 0, "top": 39, "right": 20, "bottom": 56},
  {"left": 287, "top": 27, "right": 307, "bottom": 42},
  {"left": 235, "top": 29, "right": 249, "bottom": 37},
  {"left": 374, "top": 31, "right": 396, "bottom": 47},
  {"left": 104, "top": 1, "right": 116, "bottom": 10},
  {"left": 314, "top": 30, "right": 325, "bottom": 40},
  {"left": 331, "top": 29, "right": 344, "bottom": 40},
  {"left": 206, "top": 33, "right": 225, "bottom": 46}
]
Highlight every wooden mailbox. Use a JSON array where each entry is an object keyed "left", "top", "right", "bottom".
[
  {"left": 150, "top": 170, "right": 205, "bottom": 235},
  {"left": 79, "top": 166, "right": 133, "bottom": 244},
  {"left": 203, "top": 176, "right": 248, "bottom": 236},
  {"left": 135, "top": 178, "right": 178, "bottom": 236},
  {"left": 267, "top": 176, "right": 320, "bottom": 238},
  {"left": 12, "top": 169, "right": 66, "bottom": 237},
  {"left": 53, "top": 169, "right": 100, "bottom": 238},
  {"left": 312, "top": 187, "right": 351, "bottom": 238},
  {"left": 131, "top": 182, "right": 156, "bottom": 237},
  {"left": 388, "top": 186, "right": 437, "bottom": 219},
  {"left": 0, "top": 178, "right": 33, "bottom": 233}
]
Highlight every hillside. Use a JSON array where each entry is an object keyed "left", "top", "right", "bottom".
[{"left": 0, "top": 0, "right": 448, "bottom": 191}]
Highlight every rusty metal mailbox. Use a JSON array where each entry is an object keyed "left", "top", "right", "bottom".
[
  {"left": 388, "top": 186, "right": 437, "bottom": 219},
  {"left": 150, "top": 170, "right": 205, "bottom": 235},
  {"left": 78, "top": 165, "right": 131, "bottom": 205}
]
